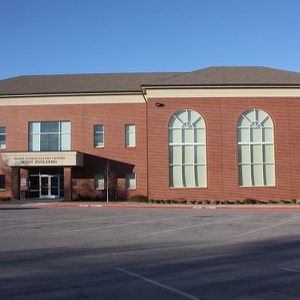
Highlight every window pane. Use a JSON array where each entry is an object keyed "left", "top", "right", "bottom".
[
  {"left": 183, "top": 166, "right": 194, "bottom": 187},
  {"left": 126, "top": 173, "right": 136, "bottom": 189},
  {"left": 195, "top": 145, "right": 206, "bottom": 164},
  {"left": 61, "top": 133, "right": 70, "bottom": 150},
  {"left": 262, "top": 128, "right": 273, "bottom": 142},
  {"left": 29, "top": 122, "right": 40, "bottom": 133},
  {"left": 261, "top": 115, "right": 272, "bottom": 126},
  {"left": 183, "top": 128, "right": 194, "bottom": 143},
  {"left": 170, "top": 166, "right": 181, "bottom": 187},
  {"left": 170, "top": 146, "right": 181, "bottom": 164},
  {"left": 0, "top": 128, "right": 6, "bottom": 149},
  {"left": 251, "top": 145, "right": 262, "bottom": 163},
  {"left": 251, "top": 127, "right": 262, "bottom": 142},
  {"left": 251, "top": 146, "right": 261, "bottom": 164},
  {"left": 196, "top": 165, "right": 206, "bottom": 187},
  {"left": 41, "top": 122, "right": 59, "bottom": 132},
  {"left": 183, "top": 146, "right": 194, "bottom": 164},
  {"left": 41, "top": 134, "right": 59, "bottom": 151},
  {"left": 61, "top": 121, "right": 70, "bottom": 133},
  {"left": 194, "top": 128, "right": 205, "bottom": 143},
  {"left": 0, "top": 175, "right": 5, "bottom": 189},
  {"left": 238, "top": 128, "right": 249, "bottom": 142},
  {"left": 238, "top": 145, "right": 250, "bottom": 163},
  {"left": 239, "top": 165, "right": 251, "bottom": 186},
  {"left": 263, "top": 145, "right": 274, "bottom": 163},
  {"left": 94, "top": 125, "right": 104, "bottom": 147},
  {"left": 30, "top": 134, "right": 40, "bottom": 151},
  {"left": 125, "top": 125, "right": 135, "bottom": 147},
  {"left": 264, "top": 164, "right": 275, "bottom": 186},
  {"left": 94, "top": 173, "right": 104, "bottom": 190},
  {"left": 252, "top": 164, "right": 263, "bottom": 186},
  {"left": 169, "top": 128, "right": 181, "bottom": 144}
]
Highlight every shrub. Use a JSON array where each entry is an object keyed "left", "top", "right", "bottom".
[
  {"left": 244, "top": 198, "right": 257, "bottom": 204},
  {"left": 129, "top": 194, "right": 148, "bottom": 203},
  {"left": 203, "top": 200, "right": 211, "bottom": 205},
  {"left": 0, "top": 197, "right": 11, "bottom": 202}
]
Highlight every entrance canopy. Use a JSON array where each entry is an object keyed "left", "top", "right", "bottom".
[{"left": 2, "top": 151, "right": 84, "bottom": 167}]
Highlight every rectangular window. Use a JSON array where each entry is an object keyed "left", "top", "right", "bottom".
[
  {"left": 125, "top": 125, "right": 135, "bottom": 147},
  {"left": 0, "top": 175, "right": 5, "bottom": 189},
  {"left": 126, "top": 173, "right": 136, "bottom": 190},
  {"left": 94, "top": 173, "right": 105, "bottom": 190},
  {"left": 29, "top": 121, "right": 71, "bottom": 151},
  {"left": 0, "top": 127, "right": 6, "bottom": 149},
  {"left": 94, "top": 125, "right": 104, "bottom": 148}
]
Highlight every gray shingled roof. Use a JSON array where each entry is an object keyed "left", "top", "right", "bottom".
[
  {"left": 0, "top": 72, "right": 181, "bottom": 96},
  {"left": 1, "top": 67, "right": 300, "bottom": 96},
  {"left": 142, "top": 67, "right": 300, "bottom": 87}
]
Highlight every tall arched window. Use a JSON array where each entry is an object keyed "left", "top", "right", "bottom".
[
  {"left": 169, "top": 109, "right": 206, "bottom": 188},
  {"left": 238, "top": 108, "right": 275, "bottom": 186}
]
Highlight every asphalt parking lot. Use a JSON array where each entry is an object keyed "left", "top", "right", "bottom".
[{"left": 1, "top": 205, "right": 300, "bottom": 299}]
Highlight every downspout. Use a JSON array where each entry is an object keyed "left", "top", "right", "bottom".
[{"left": 142, "top": 87, "right": 149, "bottom": 200}]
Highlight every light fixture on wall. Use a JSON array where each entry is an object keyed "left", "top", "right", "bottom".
[{"left": 155, "top": 102, "right": 165, "bottom": 107}]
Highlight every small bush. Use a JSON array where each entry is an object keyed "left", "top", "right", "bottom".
[
  {"left": 0, "top": 197, "right": 12, "bottom": 202},
  {"left": 129, "top": 194, "right": 148, "bottom": 203},
  {"left": 291, "top": 199, "right": 297, "bottom": 204},
  {"left": 203, "top": 200, "right": 211, "bottom": 205},
  {"left": 244, "top": 198, "right": 257, "bottom": 204}
]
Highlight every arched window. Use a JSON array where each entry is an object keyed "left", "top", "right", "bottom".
[
  {"left": 169, "top": 109, "right": 206, "bottom": 188},
  {"left": 238, "top": 108, "right": 275, "bottom": 186}
]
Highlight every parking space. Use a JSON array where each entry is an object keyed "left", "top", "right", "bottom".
[{"left": 1, "top": 206, "right": 300, "bottom": 299}]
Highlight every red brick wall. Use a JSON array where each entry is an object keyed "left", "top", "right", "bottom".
[
  {"left": 0, "top": 102, "right": 148, "bottom": 200},
  {"left": 147, "top": 96, "right": 300, "bottom": 201},
  {"left": 2, "top": 95, "right": 300, "bottom": 201}
]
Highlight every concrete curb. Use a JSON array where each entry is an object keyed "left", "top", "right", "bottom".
[{"left": 2, "top": 201, "right": 300, "bottom": 210}]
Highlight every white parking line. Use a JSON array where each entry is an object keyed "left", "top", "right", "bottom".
[
  {"left": 234, "top": 216, "right": 300, "bottom": 238},
  {"left": 116, "top": 267, "right": 199, "bottom": 300},
  {"left": 137, "top": 216, "right": 249, "bottom": 237},
  {"left": 279, "top": 267, "right": 300, "bottom": 274}
]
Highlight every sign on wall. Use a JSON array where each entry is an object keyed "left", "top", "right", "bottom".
[{"left": 2, "top": 151, "right": 84, "bottom": 167}]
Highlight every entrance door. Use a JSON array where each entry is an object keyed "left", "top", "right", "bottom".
[{"left": 40, "top": 175, "right": 60, "bottom": 198}]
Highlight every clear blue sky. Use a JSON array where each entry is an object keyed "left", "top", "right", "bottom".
[{"left": 1, "top": 0, "right": 300, "bottom": 79}]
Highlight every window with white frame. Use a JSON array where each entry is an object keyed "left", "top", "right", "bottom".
[
  {"left": 94, "top": 173, "right": 105, "bottom": 190},
  {"left": 29, "top": 121, "right": 70, "bottom": 151},
  {"left": 125, "top": 124, "right": 135, "bottom": 147},
  {"left": 0, "top": 127, "right": 6, "bottom": 149},
  {"left": 94, "top": 125, "right": 104, "bottom": 148},
  {"left": 126, "top": 173, "right": 136, "bottom": 189},
  {"left": 238, "top": 108, "right": 275, "bottom": 186},
  {"left": 169, "top": 109, "right": 206, "bottom": 188}
]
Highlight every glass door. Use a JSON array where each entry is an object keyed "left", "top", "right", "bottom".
[{"left": 40, "top": 175, "right": 60, "bottom": 198}]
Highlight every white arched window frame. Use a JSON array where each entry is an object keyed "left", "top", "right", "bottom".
[
  {"left": 238, "top": 108, "right": 275, "bottom": 187},
  {"left": 169, "top": 109, "right": 206, "bottom": 188}
]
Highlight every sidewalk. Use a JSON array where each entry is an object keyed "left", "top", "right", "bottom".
[{"left": 1, "top": 199, "right": 300, "bottom": 210}]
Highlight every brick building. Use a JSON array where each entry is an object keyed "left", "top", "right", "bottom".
[{"left": 1, "top": 66, "right": 300, "bottom": 201}]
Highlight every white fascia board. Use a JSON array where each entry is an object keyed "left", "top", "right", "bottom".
[
  {"left": 0, "top": 94, "right": 145, "bottom": 106},
  {"left": 144, "top": 87, "right": 300, "bottom": 99}
]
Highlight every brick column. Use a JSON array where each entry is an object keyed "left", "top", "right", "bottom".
[
  {"left": 64, "top": 167, "right": 72, "bottom": 201},
  {"left": 11, "top": 167, "right": 20, "bottom": 200}
]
